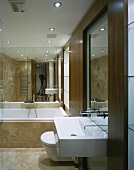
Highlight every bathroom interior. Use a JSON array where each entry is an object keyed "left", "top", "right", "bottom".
[{"left": 0, "top": 0, "right": 133, "bottom": 170}]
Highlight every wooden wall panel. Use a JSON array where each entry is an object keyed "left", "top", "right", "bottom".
[
  {"left": 69, "top": 0, "right": 108, "bottom": 115},
  {"left": 108, "top": 0, "right": 128, "bottom": 170},
  {"left": 69, "top": 37, "right": 80, "bottom": 113}
]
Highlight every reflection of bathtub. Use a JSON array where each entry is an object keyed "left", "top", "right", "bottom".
[{"left": 0, "top": 107, "right": 67, "bottom": 148}]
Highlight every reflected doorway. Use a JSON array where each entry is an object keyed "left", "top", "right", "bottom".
[{"left": 35, "top": 62, "right": 47, "bottom": 102}]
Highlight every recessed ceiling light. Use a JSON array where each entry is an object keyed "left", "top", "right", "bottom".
[
  {"left": 46, "top": 50, "right": 49, "bottom": 53},
  {"left": 0, "top": 29, "right": 2, "bottom": 32},
  {"left": 54, "top": 2, "right": 62, "bottom": 8},
  {"left": 99, "top": 28, "right": 105, "bottom": 31},
  {"left": 102, "top": 50, "right": 104, "bottom": 53},
  {"left": 47, "top": 40, "right": 51, "bottom": 43},
  {"left": 17, "top": 50, "right": 20, "bottom": 53},
  {"left": 49, "top": 28, "right": 55, "bottom": 31},
  {"left": 21, "top": 54, "right": 24, "bottom": 57},
  {"left": 6, "top": 40, "right": 10, "bottom": 44},
  {"left": 46, "top": 54, "right": 48, "bottom": 57},
  {"left": 92, "top": 54, "right": 95, "bottom": 56}
]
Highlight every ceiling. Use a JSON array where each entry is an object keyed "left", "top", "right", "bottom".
[
  {"left": 91, "top": 19, "right": 108, "bottom": 60},
  {"left": 0, "top": 0, "right": 95, "bottom": 61}
]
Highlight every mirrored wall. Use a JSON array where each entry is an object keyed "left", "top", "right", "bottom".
[
  {"left": 85, "top": 12, "right": 108, "bottom": 110},
  {"left": 0, "top": 47, "right": 62, "bottom": 102}
]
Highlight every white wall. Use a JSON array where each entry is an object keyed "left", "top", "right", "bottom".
[
  {"left": 49, "top": 61, "right": 54, "bottom": 88},
  {"left": 64, "top": 49, "right": 69, "bottom": 108},
  {"left": 58, "top": 56, "right": 61, "bottom": 100}
]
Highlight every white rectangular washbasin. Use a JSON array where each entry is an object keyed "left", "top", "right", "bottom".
[
  {"left": 45, "top": 88, "right": 58, "bottom": 94},
  {"left": 54, "top": 117, "right": 108, "bottom": 157}
]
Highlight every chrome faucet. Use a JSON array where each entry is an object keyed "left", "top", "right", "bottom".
[
  {"left": 80, "top": 108, "right": 108, "bottom": 118},
  {"left": 28, "top": 108, "right": 37, "bottom": 118},
  {"left": 84, "top": 124, "right": 96, "bottom": 129},
  {"left": 80, "top": 108, "right": 100, "bottom": 115}
]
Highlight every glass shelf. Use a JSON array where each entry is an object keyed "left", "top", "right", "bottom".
[
  {"left": 128, "top": 21, "right": 134, "bottom": 27},
  {"left": 128, "top": 126, "right": 134, "bottom": 131}
]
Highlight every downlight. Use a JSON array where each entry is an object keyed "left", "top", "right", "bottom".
[
  {"left": 99, "top": 28, "right": 105, "bottom": 31},
  {"left": 54, "top": 2, "right": 62, "bottom": 8},
  {"left": 49, "top": 28, "right": 55, "bottom": 31}
]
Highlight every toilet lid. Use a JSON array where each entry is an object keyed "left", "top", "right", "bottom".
[{"left": 40, "top": 131, "right": 56, "bottom": 146}]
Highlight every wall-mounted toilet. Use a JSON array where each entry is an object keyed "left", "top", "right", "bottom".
[{"left": 40, "top": 131, "right": 73, "bottom": 161}]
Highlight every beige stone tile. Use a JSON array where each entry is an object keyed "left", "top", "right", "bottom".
[
  {"left": 2, "top": 122, "right": 53, "bottom": 148},
  {"left": 1, "top": 148, "right": 78, "bottom": 170},
  {"left": 3, "top": 122, "right": 32, "bottom": 129}
]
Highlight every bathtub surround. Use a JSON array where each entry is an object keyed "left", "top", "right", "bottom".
[
  {"left": 0, "top": 107, "right": 66, "bottom": 148},
  {"left": 0, "top": 101, "right": 63, "bottom": 109},
  {"left": 1, "top": 121, "right": 53, "bottom": 148}
]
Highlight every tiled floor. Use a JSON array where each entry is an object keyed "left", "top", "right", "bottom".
[{"left": 0, "top": 148, "right": 78, "bottom": 170}]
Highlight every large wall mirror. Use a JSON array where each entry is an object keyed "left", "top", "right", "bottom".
[
  {"left": 85, "top": 12, "right": 108, "bottom": 110},
  {"left": 0, "top": 47, "right": 62, "bottom": 102}
]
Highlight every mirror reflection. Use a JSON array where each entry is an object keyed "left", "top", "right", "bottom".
[
  {"left": 0, "top": 47, "right": 62, "bottom": 102},
  {"left": 86, "top": 13, "right": 108, "bottom": 110}
]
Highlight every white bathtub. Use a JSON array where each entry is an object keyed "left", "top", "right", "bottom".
[{"left": 0, "top": 107, "right": 67, "bottom": 121}]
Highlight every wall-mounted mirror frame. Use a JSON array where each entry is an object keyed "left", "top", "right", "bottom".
[{"left": 83, "top": 11, "right": 108, "bottom": 111}]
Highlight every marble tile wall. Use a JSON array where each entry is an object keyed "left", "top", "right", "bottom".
[
  {"left": 2, "top": 54, "right": 17, "bottom": 102},
  {"left": 1, "top": 121, "right": 54, "bottom": 148},
  {"left": 91, "top": 55, "right": 108, "bottom": 101},
  {"left": 0, "top": 53, "right": 32, "bottom": 102}
]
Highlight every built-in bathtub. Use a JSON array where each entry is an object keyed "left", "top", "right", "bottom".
[
  {"left": 0, "top": 107, "right": 67, "bottom": 148},
  {"left": 0, "top": 107, "right": 67, "bottom": 121}
]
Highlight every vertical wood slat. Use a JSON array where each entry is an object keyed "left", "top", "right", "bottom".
[{"left": 108, "top": 0, "right": 128, "bottom": 170}]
